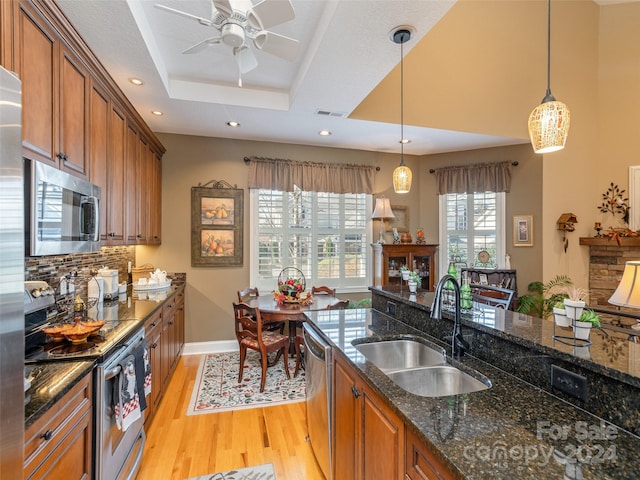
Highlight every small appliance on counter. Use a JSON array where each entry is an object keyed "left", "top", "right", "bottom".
[{"left": 97, "top": 268, "right": 119, "bottom": 300}]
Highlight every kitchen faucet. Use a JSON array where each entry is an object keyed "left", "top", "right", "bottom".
[{"left": 430, "top": 275, "right": 470, "bottom": 358}]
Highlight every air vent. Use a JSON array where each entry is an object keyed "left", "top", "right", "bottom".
[{"left": 315, "top": 109, "right": 346, "bottom": 118}]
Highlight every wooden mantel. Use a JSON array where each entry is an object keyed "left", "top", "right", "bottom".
[{"left": 579, "top": 237, "right": 640, "bottom": 247}]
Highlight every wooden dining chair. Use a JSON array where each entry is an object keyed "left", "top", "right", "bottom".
[
  {"left": 327, "top": 299, "right": 350, "bottom": 310},
  {"left": 237, "top": 287, "right": 285, "bottom": 334},
  {"left": 312, "top": 285, "right": 336, "bottom": 296},
  {"left": 233, "top": 302, "right": 290, "bottom": 392}
]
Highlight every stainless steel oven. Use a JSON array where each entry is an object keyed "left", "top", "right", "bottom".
[
  {"left": 24, "top": 159, "right": 100, "bottom": 256},
  {"left": 95, "top": 328, "right": 146, "bottom": 480}
]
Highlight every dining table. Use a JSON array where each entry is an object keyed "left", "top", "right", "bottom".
[{"left": 244, "top": 294, "right": 341, "bottom": 352}]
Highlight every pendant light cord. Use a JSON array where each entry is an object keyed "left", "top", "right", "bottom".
[
  {"left": 400, "top": 37, "right": 405, "bottom": 164},
  {"left": 546, "top": 0, "right": 551, "bottom": 97}
]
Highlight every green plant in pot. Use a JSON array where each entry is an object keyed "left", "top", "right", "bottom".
[
  {"left": 408, "top": 271, "right": 421, "bottom": 293},
  {"left": 552, "top": 299, "right": 570, "bottom": 327},
  {"left": 400, "top": 265, "right": 410, "bottom": 281},
  {"left": 574, "top": 309, "right": 600, "bottom": 340},
  {"left": 516, "top": 275, "right": 572, "bottom": 320}
]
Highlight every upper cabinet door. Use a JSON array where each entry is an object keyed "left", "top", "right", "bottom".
[
  {"left": 16, "top": 1, "right": 57, "bottom": 166},
  {"left": 16, "top": 2, "right": 90, "bottom": 178},
  {"left": 89, "top": 79, "right": 109, "bottom": 243},
  {"left": 58, "top": 43, "right": 90, "bottom": 178}
]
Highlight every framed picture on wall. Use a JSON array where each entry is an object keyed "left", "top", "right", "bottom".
[
  {"left": 513, "top": 215, "right": 533, "bottom": 247},
  {"left": 384, "top": 205, "right": 409, "bottom": 232},
  {"left": 191, "top": 184, "right": 243, "bottom": 267}
]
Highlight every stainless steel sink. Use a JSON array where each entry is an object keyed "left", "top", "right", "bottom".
[
  {"left": 353, "top": 339, "right": 491, "bottom": 397},
  {"left": 354, "top": 340, "right": 445, "bottom": 372},
  {"left": 387, "top": 365, "right": 491, "bottom": 397}
]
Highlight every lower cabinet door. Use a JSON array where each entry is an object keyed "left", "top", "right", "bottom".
[{"left": 405, "top": 428, "right": 456, "bottom": 480}]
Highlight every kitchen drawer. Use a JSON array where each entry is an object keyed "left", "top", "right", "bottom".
[
  {"left": 24, "top": 372, "right": 92, "bottom": 479},
  {"left": 144, "top": 308, "right": 163, "bottom": 336}
]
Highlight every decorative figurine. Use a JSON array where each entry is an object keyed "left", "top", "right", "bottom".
[
  {"left": 416, "top": 227, "right": 426, "bottom": 244},
  {"left": 392, "top": 228, "right": 400, "bottom": 244}
]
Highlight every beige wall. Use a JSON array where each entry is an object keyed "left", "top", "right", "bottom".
[
  {"left": 136, "top": 134, "right": 421, "bottom": 343},
  {"left": 418, "top": 144, "right": 542, "bottom": 294}
]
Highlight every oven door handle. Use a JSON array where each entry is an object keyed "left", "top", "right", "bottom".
[{"left": 105, "top": 364, "right": 121, "bottom": 381}]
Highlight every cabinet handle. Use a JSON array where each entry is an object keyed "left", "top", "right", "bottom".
[
  {"left": 40, "top": 429, "right": 53, "bottom": 441},
  {"left": 150, "top": 322, "right": 157, "bottom": 327},
  {"left": 351, "top": 386, "right": 360, "bottom": 398},
  {"left": 152, "top": 342, "right": 158, "bottom": 349},
  {"left": 136, "top": 234, "right": 143, "bottom": 239},
  {"left": 169, "top": 321, "right": 174, "bottom": 326}
]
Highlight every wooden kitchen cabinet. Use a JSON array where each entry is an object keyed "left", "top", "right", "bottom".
[
  {"left": 334, "top": 353, "right": 405, "bottom": 480},
  {"left": 405, "top": 428, "right": 456, "bottom": 480},
  {"left": 373, "top": 244, "right": 438, "bottom": 291},
  {"left": 105, "top": 103, "right": 127, "bottom": 243},
  {"left": 15, "top": 0, "right": 89, "bottom": 178},
  {"left": 24, "top": 371, "right": 92, "bottom": 480},
  {"left": 148, "top": 151, "right": 162, "bottom": 244},
  {"left": 90, "top": 80, "right": 109, "bottom": 242},
  {"left": 143, "top": 307, "right": 163, "bottom": 425}
]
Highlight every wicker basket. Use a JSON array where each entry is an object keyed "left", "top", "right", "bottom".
[{"left": 132, "top": 264, "right": 154, "bottom": 284}]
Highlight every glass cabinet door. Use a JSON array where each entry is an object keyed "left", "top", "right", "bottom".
[
  {"left": 387, "top": 255, "right": 408, "bottom": 285},
  {"left": 413, "top": 255, "right": 431, "bottom": 291}
]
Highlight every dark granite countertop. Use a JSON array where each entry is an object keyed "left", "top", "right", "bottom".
[
  {"left": 25, "top": 277, "right": 186, "bottom": 428},
  {"left": 305, "top": 307, "right": 640, "bottom": 479}
]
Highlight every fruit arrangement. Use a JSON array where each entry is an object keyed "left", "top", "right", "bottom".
[
  {"left": 202, "top": 204, "right": 231, "bottom": 221},
  {"left": 201, "top": 233, "right": 234, "bottom": 256}
]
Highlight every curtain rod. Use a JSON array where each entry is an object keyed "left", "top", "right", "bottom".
[
  {"left": 243, "top": 156, "right": 380, "bottom": 171},
  {"left": 429, "top": 161, "right": 519, "bottom": 174}
]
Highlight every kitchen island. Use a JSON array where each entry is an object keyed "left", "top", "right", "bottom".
[{"left": 304, "top": 291, "right": 640, "bottom": 479}]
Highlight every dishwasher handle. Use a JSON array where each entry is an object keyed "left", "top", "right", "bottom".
[{"left": 303, "top": 324, "right": 330, "bottom": 361}]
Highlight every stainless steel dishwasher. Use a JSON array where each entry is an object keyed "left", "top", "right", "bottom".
[{"left": 304, "top": 323, "right": 332, "bottom": 480}]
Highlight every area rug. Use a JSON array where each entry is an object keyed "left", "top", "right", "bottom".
[
  {"left": 186, "top": 462, "right": 276, "bottom": 479},
  {"left": 187, "top": 351, "right": 305, "bottom": 415}
]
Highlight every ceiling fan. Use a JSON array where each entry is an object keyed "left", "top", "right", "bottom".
[{"left": 154, "top": 0, "right": 299, "bottom": 86}]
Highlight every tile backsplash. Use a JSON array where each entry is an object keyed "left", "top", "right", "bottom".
[{"left": 25, "top": 246, "right": 135, "bottom": 296}]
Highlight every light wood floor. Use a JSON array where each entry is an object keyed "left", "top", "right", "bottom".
[{"left": 137, "top": 354, "right": 325, "bottom": 480}]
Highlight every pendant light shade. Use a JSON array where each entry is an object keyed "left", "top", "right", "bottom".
[
  {"left": 393, "top": 161, "right": 412, "bottom": 194},
  {"left": 391, "top": 27, "right": 412, "bottom": 194},
  {"left": 528, "top": 0, "right": 570, "bottom": 154}
]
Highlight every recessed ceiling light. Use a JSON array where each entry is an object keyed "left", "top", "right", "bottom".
[
  {"left": 151, "top": 110, "right": 163, "bottom": 116},
  {"left": 319, "top": 130, "right": 331, "bottom": 136},
  {"left": 129, "top": 77, "right": 144, "bottom": 86},
  {"left": 399, "top": 139, "right": 411, "bottom": 144},
  {"left": 227, "top": 121, "right": 240, "bottom": 127}
]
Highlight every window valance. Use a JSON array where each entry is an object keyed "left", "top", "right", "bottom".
[
  {"left": 432, "top": 161, "right": 512, "bottom": 195},
  {"left": 247, "top": 156, "right": 376, "bottom": 194}
]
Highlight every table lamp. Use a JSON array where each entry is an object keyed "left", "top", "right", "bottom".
[
  {"left": 371, "top": 197, "right": 394, "bottom": 244},
  {"left": 609, "top": 261, "right": 640, "bottom": 326}
]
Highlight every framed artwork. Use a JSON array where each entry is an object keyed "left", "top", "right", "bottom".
[
  {"left": 479, "top": 273, "right": 489, "bottom": 285},
  {"left": 384, "top": 205, "right": 409, "bottom": 232},
  {"left": 191, "top": 184, "right": 243, "bottom": 267},
  {"left": 513, "top": 215, "right": 533, "bottom": 247}
]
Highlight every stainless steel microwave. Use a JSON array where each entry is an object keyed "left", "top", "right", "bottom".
[{"left": 25, "top": 159, "right": 100, "bottom": 256}]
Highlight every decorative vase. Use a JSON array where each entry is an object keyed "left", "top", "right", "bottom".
[
  {"left": 573, "top": 320, "right": 592, "bottom": 340},
  {"left": 553, "top": 307, "right": 570, "bottom": 327},
  {"left": 400, "top": 233, "right": 412, "bottom": 244},
  {"left": 408, "top": 281, "right": 417, "bottom": 293},
  {"left": 564, "top": 299, "right": 586, "bottom": 320}
]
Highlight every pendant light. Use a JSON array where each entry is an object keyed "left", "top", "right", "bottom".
[
  {"left": 528, "top": 0, "right": 570, "bottom": 154},
  {"left": 392, "top": 27, "right": 412, "bottom": 194}
]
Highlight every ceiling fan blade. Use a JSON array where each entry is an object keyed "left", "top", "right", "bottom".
[
  {"left": 154, "top": 4, "right": 213, "bottom": 26},
  {"left": 234, "top": 46, "right": 258, "bottom": 74},
  {"left": 246, "top": 0, "right": 295, "bottom": 31},
  {"left": 212, "top": 0, "right": 233, "bottom": 18},
  {"left": 253, "top": 31, "right": 299, "bottom": 61},
  {"left": 181, "top": 37, "right": 222, "bottom": 55}
]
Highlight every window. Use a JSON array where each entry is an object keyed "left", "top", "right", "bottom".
[
  {"left": 438, "top": 192, "right": 505, "bottom": 274},
  {"left": 250, "top": 188, "right": 372, "bottom": 293}
]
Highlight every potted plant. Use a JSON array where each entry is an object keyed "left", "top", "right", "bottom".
[
  {"left": 564, "top": 286, "right": 588, "bottom": 321},
  {"left": 516, "top": 275, "right": 573, "bottom": 319},
  {"left": 400, "top": 265, "right": 410, "bottom": 281},
  {"left": 574, "top": 309, "right": 600, "bottom": 340},
  {"left": 552, "top": 300, "right": 570, "bottom": 327},
  {"left": 408, "top": 271, "right": 421, "bottom": 293}
]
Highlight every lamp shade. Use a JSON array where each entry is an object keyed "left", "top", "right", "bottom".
[
  {"left": 528, "top": 99, "right": 571, "bottom": 154},
  {"left": 393, "top": 164, "right": 412, "bottom": 194},
  {"left": 609, "top": 261, "right": 640, "bottom": 308},
  {"left": 371, "top": 197, "right": 395, "bottom": 219}
]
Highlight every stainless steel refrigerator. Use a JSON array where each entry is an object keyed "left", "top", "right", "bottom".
[{"left": 0, "top": 65, "right": 24, "bottom": 478}]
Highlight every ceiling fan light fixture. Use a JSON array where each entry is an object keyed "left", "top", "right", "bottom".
[
  {"left": 528, "top": 0, "right": 570, "bottom": 154},
  {"left": 221, "top": 23, "right": 245, "bottom": 47}
]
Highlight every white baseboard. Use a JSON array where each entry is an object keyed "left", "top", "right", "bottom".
[{"left": 182, "top": 340, "right": 238, "bottom": 355}]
